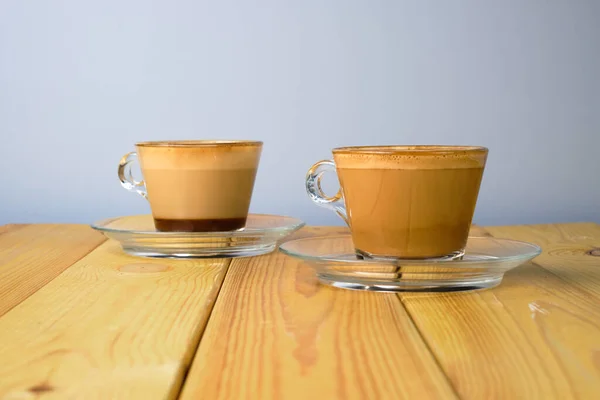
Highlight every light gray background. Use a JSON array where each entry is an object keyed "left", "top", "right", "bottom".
[{"left": 1, "top": 0, "right": 599, "bottom": 227}]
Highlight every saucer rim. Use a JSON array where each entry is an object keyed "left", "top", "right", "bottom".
[
  {"left": 279, "top": 234, "right": 542, "bottom": 266},
  {"left": 91, "top": 213, "right": 305, "bottom": 237}
]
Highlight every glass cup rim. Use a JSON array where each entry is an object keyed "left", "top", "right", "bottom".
[
  {"left": 135, "top": 140, "right": 263, "bottom": 148},
  {"left": 332, "top": 145, "right": 488, "bottom": 156}
]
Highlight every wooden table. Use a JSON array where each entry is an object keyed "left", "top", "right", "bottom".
[{"left": 0, "top": 223, "right": 599, "bottom": 399}]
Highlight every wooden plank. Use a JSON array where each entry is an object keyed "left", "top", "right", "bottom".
[
  {"left": 180, "top": 227, "right": 457, "bottom": 400},
  {"left": 282, "top": 225, "right": 350, "bottom": 240},
  {"left": 0, "top": 224, "right": 25, "bottom": 236},
  {"left": 486, "top": 222, "right": 600, "bottom": 299},
  {"left": 0, "top": 224, "right": 106, "bottom": 317},
  {"left": 0, "top": 239, "right": 230, "bottom": 399},
  {"left": 400, "top": 223, "right": 600, "bottom": 399}
]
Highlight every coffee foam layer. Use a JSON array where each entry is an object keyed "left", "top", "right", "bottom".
[
  {"left": 333, "top": 147, "right": 487, "bottom": 170},
  {"left": 137, "top": 145, "right": 262, "bottom": 170}
]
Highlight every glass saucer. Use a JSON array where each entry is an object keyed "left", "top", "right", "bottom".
[
  {"left": 91, "top": 214, "right": 305, "bottom": 258},
  {"left": 279, "top": 235, "right": 541, "bottom": 292}
]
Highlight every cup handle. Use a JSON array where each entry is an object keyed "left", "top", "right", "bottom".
[
  {"left": 118, "top": 152, "right": 148, "bottom": 200},
  {"left": 306, "top": 160, "right": 348, "bottom": 225}
]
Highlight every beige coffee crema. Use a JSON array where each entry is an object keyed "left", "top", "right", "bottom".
[{"left": 137, "top": 140, "right": 262, "bottom": 170}]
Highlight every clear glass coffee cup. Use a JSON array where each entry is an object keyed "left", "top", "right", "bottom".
[
  {"left": 306, "top": 145, "right": 488, "bottom": 259},
  {"left": 118, "top": 140, "right": 263, "bottom": 232}
]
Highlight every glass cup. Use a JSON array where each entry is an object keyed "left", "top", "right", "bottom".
[
  {"left": 306, "top": 145, "right": 488, "bottom": 259},
  {"left": 118, "top": 140, "right": 262, "bottom": 232}
]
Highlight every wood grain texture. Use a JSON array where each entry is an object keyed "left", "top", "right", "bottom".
[
  {"left": 486, "top": 222, "right": 600, "bottom": 300},
  {"left": 0, "top": 239, "right": 230, "bottom": 399},
  {"left": 400, "top": 223, "right": 600, "bottom": 399},
  {"left": 180, "top": 227, "right": 456, "bottom": 400},
  {"left": 0, "top": 224, "right": 106, "bottom": 317}
]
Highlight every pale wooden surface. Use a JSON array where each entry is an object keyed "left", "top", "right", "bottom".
[
  {"left": 0, "top": 239, "right": 230, "bottom": 399},
  {"left": 0, "top": 224, "right": 106, "bottom": 317},
  {"left": 487, "top": 223, "right": 600, "bottom": 300},
  {"left": 401, "top": 223, "right": 600, "bottom": 399},
  {"left": 179, "top": 248, "right": 456, "bottom": 400},
  {"left": 0, "top": 223, "right": 599, "bottom": 399}
]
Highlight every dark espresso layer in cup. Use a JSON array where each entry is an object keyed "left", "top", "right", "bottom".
[{"left": 153, "top": 217, "right": 247, "bottom": 232}]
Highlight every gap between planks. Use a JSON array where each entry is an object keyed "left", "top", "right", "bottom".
[
  {"left": 0, "top": 224, "right": 107, "bottom": 317},
  {"left": 398, "top": 223, "right": 600, "bottom": 399},
  {"left": 168, "top": 260, "right": 233, "bottom": 400},
  {"left": 0, "top": 236, "right": 232, "bottom": 399},
  {"left": 177, "top": 226, "right": 459, "bottom": 400}
]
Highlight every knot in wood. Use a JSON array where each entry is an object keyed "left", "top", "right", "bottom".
[{"left": 586, "top": 248, "right": 600, "bottom": 257}]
